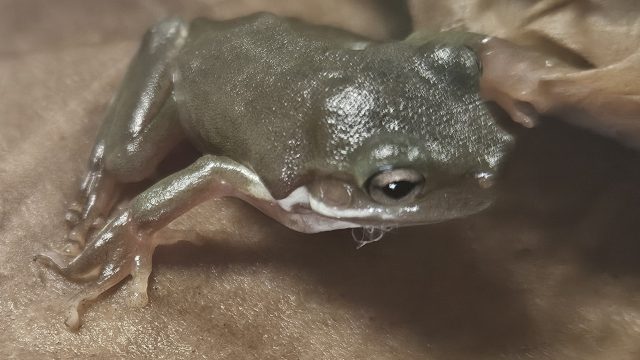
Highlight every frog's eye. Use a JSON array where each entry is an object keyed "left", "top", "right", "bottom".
[{"left": 366, "top": 169, "right": 425, "bottom": 205}]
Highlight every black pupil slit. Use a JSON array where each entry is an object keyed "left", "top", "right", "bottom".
[{"left": 382, "top": 181, "right": 415, "bottom": 199}]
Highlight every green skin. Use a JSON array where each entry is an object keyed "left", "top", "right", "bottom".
[{"left": 38, "top": 13, "right": 514, "bottom": 330}]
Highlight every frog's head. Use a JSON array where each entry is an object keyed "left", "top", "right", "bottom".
[{"left": 301, "top": 40, "right": 516, "bottom": 231}]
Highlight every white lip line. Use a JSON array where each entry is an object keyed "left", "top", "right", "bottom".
[
  {"left": 276, "top": 186, "right": 312, "bottom": 212},
  {"left": 271, "top": 186, "right": 363, "bottom": 233},
  {"left": 276, "top": 185, "right": 422, "bottom": 221},
  {"left": 308, "top": 194, "right": 390, "bottom": 220},
  {"left": 276, "top": 185, "right": 376, "bottom": 219}
]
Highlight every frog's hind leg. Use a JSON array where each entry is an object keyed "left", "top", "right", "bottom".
[
  {"left": 66, "top": 18, "right": 190, "bottom": 251},
  {"left": 40, "top": 210, "right": 153, "bottom": 330},
  {"left": 41, "top": 155, "right": 279, "bottom": 330}
]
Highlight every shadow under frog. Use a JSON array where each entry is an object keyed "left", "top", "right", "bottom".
[
  {"left": 37, "top": 13, "right": 517, "bottom": 330},
  {"left": 146, "top": 118, "right": 640, "bottom": 356}
]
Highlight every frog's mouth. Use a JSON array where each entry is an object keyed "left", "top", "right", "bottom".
[
  {"left": 307, "top": 193, "right": 418, "bottom": 221},
  {"left": 272, "top": 188, "right": 396, "bottom": 247},
  {"left": 272, "top": 186, "right": 364, "bottom": 233},
  {"left": 271, "top": 182, "right": 495, "bottom": 234}
]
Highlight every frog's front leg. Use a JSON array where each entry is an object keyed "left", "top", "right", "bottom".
[
  {"left": 38, "top": 155, "right": 279, "bottom": 330},
  {"left": 66, "top": 18, "right": 189, "bottom": 251}
]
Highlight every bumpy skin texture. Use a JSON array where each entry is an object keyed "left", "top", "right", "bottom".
[
  {"left": 38, "top": 13, "right": 515, "bottom": 330},
  {"left": 178, "top": 14, "right": 511, "bottom": 198}
]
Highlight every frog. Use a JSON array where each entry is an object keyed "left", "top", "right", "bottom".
[{"left": 37, "top": 12, "right": 515, "bottom": 330}]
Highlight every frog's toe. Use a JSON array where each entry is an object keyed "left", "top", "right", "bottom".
[
  {"left": 64, "top": 202, "right": 82, "bottom": 226},
  {"left": 37, "top": 248, "right": 101, "bottom": 281},
  {"left": 67, "top": 222, "right": 91, "bottom": 247},
  {"left": 67, "top": 216, "right": 108, "bottom": 249},
  {"left": 64, "top": 302, "right": 82, "bottom": 331},
  {"left": 128, "top": 288, "right": 149, "bottom": 309},
  {"left": 64, "top": 269, "right": 130, "bottom": 331},
  {"left": 36, "top": 250, "right": 73, "bottom": 273},
  {"left": 61, "top": 241, "right": 83, "bottom": 256},
  {"left": 128, "top": 247, "right": 154, "bottom": 308},
  {"left": 68, "top": 171, "right": 119, "bottom": 243}
]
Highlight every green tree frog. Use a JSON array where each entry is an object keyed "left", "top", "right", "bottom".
[{"left": 38, "top": 13, "right": 515, "bottom": 330}]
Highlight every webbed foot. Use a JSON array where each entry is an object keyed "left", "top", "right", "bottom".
[
  {"left": 40, "top": 155, "right": 263, "bottom": 330},
  {"left": 39, "top": 209, "right": 154, "bottom": 330}
]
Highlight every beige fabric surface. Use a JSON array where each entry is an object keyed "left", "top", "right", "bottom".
[
  {"left": 2, "top": 1, "right": 640, "bottom": 359},
  {"left": 410, "top": 0, "right": 640, "bottom": 149}
]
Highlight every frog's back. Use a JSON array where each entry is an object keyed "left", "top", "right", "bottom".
[
  {"left": 175, "top": 13, "right": 372, "bottom": 145},
  {"left": 173, "top": 14, "right": 501, "bottom": 200},
  {"left": 173, "top": 13, "right": 375, "bottom": 196}
]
